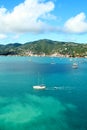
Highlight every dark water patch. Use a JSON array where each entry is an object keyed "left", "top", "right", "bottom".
[{"left": 0, "top": 61, "right": 71, "bottom": 74}]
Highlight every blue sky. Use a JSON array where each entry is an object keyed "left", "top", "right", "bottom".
[{"left": 0, "top": 0, "right": 87, "bottom": 44}]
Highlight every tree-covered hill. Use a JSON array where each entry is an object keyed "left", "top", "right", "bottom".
[{"left": 0, "top": 39, "right": 87, "bottom": 57}]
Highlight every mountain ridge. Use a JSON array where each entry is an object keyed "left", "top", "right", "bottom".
[{"left": 0, "top": 39, "right": 87, "bottom": 57}]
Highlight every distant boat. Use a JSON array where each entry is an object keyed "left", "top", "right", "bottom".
[
  {"left": 33, "top": 84, "right": 46, "bottom": 90},
  {"left": 72, "top": 63, "right": 78, "bottom": 69},
  {"left": 51, "top": 58, "right": 56, "bottom": 64},
  {"left": 29, "top": 58, "right": 32, "bottom": 62},
  {"left": 51, "top": 62, "right": 55, "bottom": 64}
]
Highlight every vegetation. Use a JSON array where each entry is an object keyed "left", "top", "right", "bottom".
[{"left": 0, "top": 39, "right": 87, "bottom": 57}]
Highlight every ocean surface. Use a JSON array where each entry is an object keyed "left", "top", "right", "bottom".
[{"left": 0, "top": 56, "right": 87, "bottom": 130}]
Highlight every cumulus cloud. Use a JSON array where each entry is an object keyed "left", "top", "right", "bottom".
[
  {"left": 0, "top": 34, "right": 7, "bottom": 39},
  {"left": 0, "top": 0, "right": 55, "bottom": 34},
  {"left": 64, "top": 12, "right": 87, "bottom": 33},
  {"left": 1, "top": 0, "right": 87, "bottom": 40}
]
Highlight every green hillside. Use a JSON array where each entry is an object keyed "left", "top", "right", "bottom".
[{"left": 0, "top": 39, "right": 87, "bottom": 57}]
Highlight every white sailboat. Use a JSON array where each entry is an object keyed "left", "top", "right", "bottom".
[
  {"left": 72, "top": 62, "right": 78, "bottom": 69},
  {"left": 33, "top": 84, "right": 46, "bottom": 90},
  {"left": 33, "top": 73, "right": 46, "bottom": 90}
]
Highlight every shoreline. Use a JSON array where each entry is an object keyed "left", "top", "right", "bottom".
[{"left": 0, "top": 54, "right": 87, "bottom": 58}]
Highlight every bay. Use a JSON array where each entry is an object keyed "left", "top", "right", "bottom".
[{"left": 0, "top": 56, "right": 87, "bottom": 130}]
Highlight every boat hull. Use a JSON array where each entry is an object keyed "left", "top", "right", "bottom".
[{"left": 33, "top": 85, "right": 46, "bottom": 90}]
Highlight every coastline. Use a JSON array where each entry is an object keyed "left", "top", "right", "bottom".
[{"left": 0, "top": 53, "right": 87, "bottom": 58}]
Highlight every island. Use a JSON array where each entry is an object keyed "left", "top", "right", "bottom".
[{"left": 0, "top": 39, "right": 87, "bottom": 57}]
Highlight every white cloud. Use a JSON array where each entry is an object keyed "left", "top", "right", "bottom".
[
  {"left": 0, "top": 0, "right": 55, "bottom": 34},
  {"left": 12, "top": 34, "right": 20, "bottom": 39},
  {"left": 64, "top": 12, "right": 87, "bottom": 33},
  {"left": 0, "top": 34, "right": 7, "bottom": 39}
]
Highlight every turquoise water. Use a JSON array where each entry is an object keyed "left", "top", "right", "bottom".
[{"left": 0, "top": 56, "right": 87, "bottom": 130}]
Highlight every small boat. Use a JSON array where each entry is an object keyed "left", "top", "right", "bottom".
[
  {"left": 72, "top": 63, "right": 78, "bottom": 69},
  {"left": 51, "top": 62, "right": 55, "bottom": 64},
  {"left": 33, "top": 73, "right": 46, "bottom": 90},
  {"left": 33, "top": 85, "right": 46, "bottom": 90}
]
